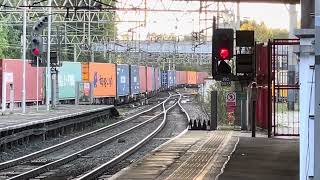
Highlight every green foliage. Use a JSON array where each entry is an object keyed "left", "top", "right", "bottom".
[
  {"left": 146, "top": 33, "right": 177, "bottom": 41},
  {"left": 205, "top": 81, "right": 232, "bottom": 127},
  {"left": 0, "top": 26, "right": 7, "bottom": 58},
  {"left": 0, "top": 23, "right": 21, "bottom": 59},
  {"left": 240, "top": 19, "right": 289, "bottom": 43}
]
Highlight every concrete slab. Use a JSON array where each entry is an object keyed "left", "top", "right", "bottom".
[
  {"left": 111, "top": 130, "right": 299, "bottom": 180},
  {"left": 0, "top": 105, "right": 115, "bottom": 132},
  {"left": 218, "top": 137, "right": 299, "bottom": 180},
  {"left": 110, "top": 131, "right": 232, "bottom": 180}
]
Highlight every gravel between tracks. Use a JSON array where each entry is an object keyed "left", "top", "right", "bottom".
[
  {"left": 42, "top": 114, "right": 165, "bottom": 179},
  {"left": 0, "top": 92, "right": 169, "bottom": 163},
  {"left": 181, "top": 95, "right": 210, "bottom": 124},
  {"left": 97, "top": 99, "right": 189, "bottom": 178}
]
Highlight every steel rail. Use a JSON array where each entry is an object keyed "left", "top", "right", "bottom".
[
  {"left": 76, "top": 93, "right": 183, "bottom": 180},
  {"left": 7, "top": 94, "right": 177, "bottom": 180},
  {"left": 0, "top": 94, "right": 171, "bottom": 171}
]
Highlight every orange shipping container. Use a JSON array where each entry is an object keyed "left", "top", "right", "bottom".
[
  {"left": 82, "top": 62, "right": 116, "bottom": 97},
  {"left": 187, "top": 71, "right": 197, "bottom": 85},
  {"left": 181, "top": 71, "right": 187, "bottom": 84}
]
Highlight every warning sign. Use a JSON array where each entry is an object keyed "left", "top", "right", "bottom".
[
  {"left": 226, "top": 92, "right": 236, "bottom": 103},
  {"left": 226, "top": 92, "right": 236, "bottom": 112}
]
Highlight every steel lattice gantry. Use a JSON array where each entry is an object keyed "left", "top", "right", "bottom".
[
  {"left": 0, "top": 0, "right": 233, "bottom": 66},
  {"left": 0, "top": 0, "right": 118, "bottom": 60}
]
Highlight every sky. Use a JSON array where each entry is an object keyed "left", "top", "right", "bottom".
[
  {"left": 239, "top": 3, "right": 300, "bottom": 29},
  {"left": 116, "top": 1, "right": 300, "bottom": 40}
]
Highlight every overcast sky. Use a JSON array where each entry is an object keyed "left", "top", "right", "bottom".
[{"left": 116, "top": 1, "right": 300, "bottom": 40}]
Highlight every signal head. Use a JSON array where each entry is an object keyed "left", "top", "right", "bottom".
[
  {"left": 219, "top": 48, "right": 230, "bottom": 60},
  {"left": 32, "top": 48, "right": 40, "bottom": 56},
  {"left": 212, "top": 28, "right": 234, "bottom": 61}
]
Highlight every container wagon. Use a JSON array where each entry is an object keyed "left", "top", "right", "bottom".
[
  {"left": 139, "top": 66, "right": 147, "bottom": 97},
  {"left": 155, "top": 67, "right": 160, "bottom": 92},
  {"left": 161, "top": 71, "right": 168, "bottom": 90},
  {"left": 116, "top": 64, "right": 130, "bottom": 104},
  {"left": 146, "top": 66, "right": 154, "bottom": 97},
  {"left": 57, "top": 61, "right": 82, "bottom": 103},
  {"left": 129, "top": 65, "right": 140, "bottom": 100},
  {"left": 187, "top": 71, "right": 197, "bottom": 87},
  {"left": 0, "top": 59, "right": 45, "bottom": 107},
  {"left": 82, "top": 62, "right": 116, "bottom": 104},
  {"left": 176, "top": 71, "right": 187, "bottom": 87},
  {"left": 167, "top": 70, "right": 176, "bottom": 89},
  {"left": 196, "top": 72, "right": 209, "bottom": 85}
]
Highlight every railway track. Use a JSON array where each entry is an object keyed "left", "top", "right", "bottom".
[
  {"left": 0, "top": 92, "right": 181, "bottom": 180},
  {"left": 76, "top": 93, "right": 188, "bottom": 180}
]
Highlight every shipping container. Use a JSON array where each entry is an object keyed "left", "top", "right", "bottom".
[
  {"left": 130, "top": 65, "right": 140, "bottom": 95},
  {"left": 58, "top": 62, "right": 82, "bottom": 100},
  {"left": 82, "top": 62, "right": 116, "bottom": 97},
  {"left": 196, "top": 72, "right": 206, "bottom": 84},
  {"left": 158, "top": 68, "right": 161, "bottom": 89},
  {"left": 176, "top": 71, "right": 186, "bottom": 85},
  {"left": 176, "top": 71, "right": 184, "bottom": 85},
  {"left": 147, "top": 66, "right": 153, "bottom": 92},
  {"left": 176, "top": 71, "right": 181, "bottom": 85},
  {"left": 0, "top": 59, "right": 44, "bottom": 103},
  {"left": 187, "top": 71, "right": 197, "bottom": 85},
  {"left": 151, "top": 67, "right": 155, "bottom": 91},
  {"left": 161, "top": 71, "right": 168, "bottom": 88},
  {"left": 139, "top": 66, "right": 147, "bottom": 93},
  {"left": 181, "top": 71, "right": 187, "bottom": 84},
  {"left": 117, "top": 64, "right": 130, "bottom": 97},
  {"left": 155, "top": 67, "right": 160, "bottom": 90},
  {"left": 167, "top": 70, "right": 176, "bottom": 87}
]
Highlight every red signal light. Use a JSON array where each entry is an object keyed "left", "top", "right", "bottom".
[
  {"left": 219, "top": 48, "right": 230, "bottom": 60},
  {"left": 32, "top": 48, "right": 40, "bottom": 56}
]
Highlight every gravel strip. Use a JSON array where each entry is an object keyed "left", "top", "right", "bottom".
[
  {"left": 41, "top": 115, "right": 165, "bottom": 179},
  {"left": 181, "top": 95, "right": 210, "bottom": 125}
]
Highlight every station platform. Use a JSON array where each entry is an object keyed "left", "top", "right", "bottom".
[
  {"left": 110, "top": 131, "right": 299, "bottom": 180},
  {"left": 0, "top": 105, "right": 116, "bottom": 132},
  {"left": 0, "top": 105, "right": 118, "bottom": 148}
]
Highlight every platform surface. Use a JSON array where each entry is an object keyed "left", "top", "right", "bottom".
[
  {"left": 111, "top": 131, "right": 299, "bottom": 180},
  {"left": 111, "top": 131, "right": 236, "bottom": 180},
  {"left": 219, "top": 136, "right": 299, "bottom": 180},
  {"left": 0, "top": 105, "right": 114, "bottom": 131}
]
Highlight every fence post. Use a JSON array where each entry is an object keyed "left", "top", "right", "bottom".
[
  {"left": 210, "top": 91, "right": 218, "bottom": 130},
  {"left": 251, "top": 82, "right": 257, "bottom": 137}
]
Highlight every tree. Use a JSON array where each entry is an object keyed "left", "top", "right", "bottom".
[
  {"left": 240, "top": 19, "right": 289, "bottom": 43},
  {"left": 0, "top": 23, "right": 21, "bottom": 59},
  {"left": 146, "top": 33, "right": 177, "bottom": 41}
]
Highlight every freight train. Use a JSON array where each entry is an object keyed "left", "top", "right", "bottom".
[{"left": 0, "top": 59, "right": 208, "bottom": 106}]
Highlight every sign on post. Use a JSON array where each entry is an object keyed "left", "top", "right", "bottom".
[
  {"left": 226, "top": 92, "right": 236, "bottom": 112},
  {"left": 221, "top": 77, "right": 231, "bottom": 86}
]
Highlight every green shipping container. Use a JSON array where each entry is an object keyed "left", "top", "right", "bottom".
[{"left": 58, "top": 62, "right": 82, "bottom": 100}]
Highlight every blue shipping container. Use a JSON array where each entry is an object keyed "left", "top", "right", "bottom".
[
  {"left": 57, "top": 62, "right": 82, "bottom": 100},
  {"left": 151, "top": 67, "right": 155, "bottom": 91},
  {"left": 168, "top": 70, "right": 176, "bottom": 87},
  {"left": 117, "top": 64, "right": 130, "bottom": 96},
  {"left": 161, "top": 71, "right": 168, "bottom": 87},
  {"left": 130, "top": 65, "right": 140, "bottom": 95}
]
